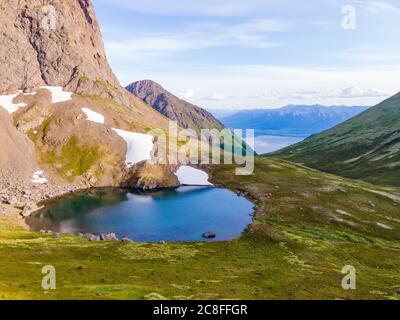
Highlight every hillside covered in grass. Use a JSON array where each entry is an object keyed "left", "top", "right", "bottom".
[
  {"left": 0, "top": 157, "right": 399, "bottom": 300},
  {"left": 272, "top": 93, "right": 400, "bottom": 187}
]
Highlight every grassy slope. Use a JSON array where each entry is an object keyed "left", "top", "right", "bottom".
[
  {"left": 272, "top": 93, "right": 400, "bottom": 187},
  {"left": 0, "top": 157, "right": 400, "bottom": 300}
]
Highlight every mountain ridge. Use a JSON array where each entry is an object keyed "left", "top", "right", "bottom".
[
  {"left": 220, "top": 105, "right": 368, "bottom": 137},
  {"left": 272, "top": 93, "right": 400, "bottom": 186},
  {"left": 127, "top": 80, "right": 224, "bottom": 132}
]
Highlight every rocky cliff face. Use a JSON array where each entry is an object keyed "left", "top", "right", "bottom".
[
  {"left": 0, "top": 0, "right": 118, "bottom": 94},
  {"left": 0, "top": 1, "right": 182, "bottom": 204},
  {"left": 127, "top": 80, "right": 224, "bottom": 133},
  {"left": 0, "top": 108, "right": 37, "bottom": 179}
]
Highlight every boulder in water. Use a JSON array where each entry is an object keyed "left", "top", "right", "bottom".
[{"left": 202, "top": 231, "right": 216, "bottom": 239}]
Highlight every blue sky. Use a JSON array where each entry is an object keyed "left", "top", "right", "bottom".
[{"left": 93, "top": 0, "right": 400, "bottom": 109}]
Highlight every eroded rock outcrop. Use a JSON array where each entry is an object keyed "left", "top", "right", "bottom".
[{"left": 0, "top": 0, "right": 118, "bottom": 94}]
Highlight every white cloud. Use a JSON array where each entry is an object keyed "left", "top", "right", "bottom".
[
  {"left": 179, "top": 89, "right": 195, "bottom": 100},
  {"left": 284, "top": 90, "right": 327, "bottom": 100},
  {"left": 344, "top": 51, "right": 400, "bottom": 62},
  {"left": 94, "top": 0, "right": 288, "bottom": 17},
  {"left": 106, "top": 36, "right": 282, "bottom": 61},
  {"left": 248, "top": 91, "right": 282, "bottom": 99},
  {"left": 307, "top": 20, "right": 333, "bottom": 27},
  {"left": 339, "top": 86, "right": 389, "bottom": 98},
  {"left": 231, "top": 19, "right": 291, "bottom": 33},
  {"left": 262, "top": 86, "right": 390, "bottom": 101},
  {"left": 265, "top": 86, "right": 390, "bottom": 100},
  {"left": 105, "top": 19, "right": 287, "bottom": 60},
  {"left": 356, "top": 0, "right": 400, "bottom": 14},
  {"left": 207, "top": 93, "right": 225, "bottom": 101},
  {"left": 115, "top": 63, "right": 400, "bottom": 109}
]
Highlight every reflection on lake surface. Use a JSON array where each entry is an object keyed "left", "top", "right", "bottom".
[{"left": 27, "top": 187, "right": 254, "bottom": 243}]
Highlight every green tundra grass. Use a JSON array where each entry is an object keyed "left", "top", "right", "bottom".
[
  {"left": 0, "top": 157, "right": 399, "bottom": 300},
  {"left": 273, "top": 92, "right": 400, "bottom": 187}
]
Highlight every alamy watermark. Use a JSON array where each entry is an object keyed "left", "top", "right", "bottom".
[
  {"left": 41, "top": 5, "right": 57, "bottom": 31},
  {"left": 42, "top": 265, "right": 56, "bottom": 291},
  {"left": 147, "top": 122, "right": 255, "bottom": 175},
  {"left": 342, "top": 5, "right": 357, "bottom": 30},
  {"left": 341, "top": 265, "right": 356, "bottom": 290}
]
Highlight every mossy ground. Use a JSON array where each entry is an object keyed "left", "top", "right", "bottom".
[
  {"left": 0, "top": 158, "right": 399, "bottom": 300},
  {"left": 59, "top": 137, "right": 103, "bottom": 178},
  {"left": 34, "top": 135, "right": 103, "bottom": 181}
]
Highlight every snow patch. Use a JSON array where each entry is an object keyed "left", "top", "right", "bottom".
[
  {"left": 0, "top": 91, "right": 29, "bottom": 113},
  {"left": 32, "top": 171, "right": 48, "bottom": 184},
  {"left": 112, "top": 128, "right": 154, "bottom": 167},
  {"left": 81, "top": 108, "right": 105, "bottom": 124},
  {"left": 176, "top": 166, "right": 213, "bottom": 186},
  {"left": 40, "top": 86, "right": 73, "bottom": 103},
  {"left": 0, "top": 86, "right": 73, "bottom": 114}
]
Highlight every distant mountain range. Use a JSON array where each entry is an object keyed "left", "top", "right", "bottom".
[
  {"left": 127, "top": 80, "right": 224, "bottom": 133},
  {"left": 217, "top": 105, "right": 369, "bottom": 137},
  {"left": 206, "top": 109, "right": 238, "bottom": 119},
  {"left": 273, "top": 93, "right": 400, "bottom": 187}
]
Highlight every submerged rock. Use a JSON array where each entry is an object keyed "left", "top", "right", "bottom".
[
  {"left": 52, "top": 233, "right": 61, "bottom": 239},
  {"left": 202, "top": 231, "right": 216, "bottom": 239}
]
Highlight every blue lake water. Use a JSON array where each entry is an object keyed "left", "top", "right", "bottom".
[
  {"left": 247, "top": 135, "right": 305, "bottom": 154},
  {"left": 27, "top": 187, "right": 254, "bottom": 243}
]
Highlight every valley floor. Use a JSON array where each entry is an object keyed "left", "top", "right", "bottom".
[{"left": 0, "top": 157, "right": 400, "bottom": 300}]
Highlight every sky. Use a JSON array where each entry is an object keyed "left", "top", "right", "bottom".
[{"left": 92, "top": 0, "right": 400, "bottom": 110}]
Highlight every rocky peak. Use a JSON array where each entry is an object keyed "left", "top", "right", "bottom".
[
  {"left": 128, "top": 80, "right": 167, "bottom": 100},
  {"left": 127, "top": 80, "right": 224, "bottom": 132},
  {"left": 0, "top": 0, "right": 119, "bottom": 94}
]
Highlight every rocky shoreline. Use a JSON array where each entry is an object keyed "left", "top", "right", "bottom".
[
  {"left": 38, "top": 230, "right": 131, "bottom": 243},
  {"left": 0, "top": 170, "right": 84, "bottom": 224},
  {"left": 0, "top": 167, "right": 213, "bottom": 227}
]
